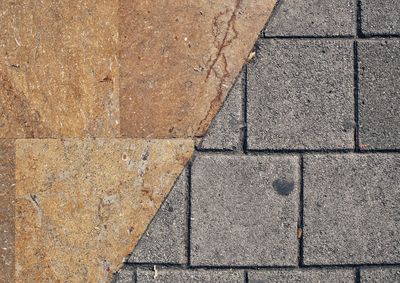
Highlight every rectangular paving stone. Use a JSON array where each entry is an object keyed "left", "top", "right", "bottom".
[
  {"left": 0, "top": 140, "right": 15, "bottom": 283},
  {"left": 361, "top": 0, "right": 400, "bottom": 35},
  {"left": 303, "top": 154, "right": 400, "bottom": 265},
  {"left": 112, "top": 267, "right": 136, "bottom": 283},
  {"left": 358, "top": 41, "right": 400, "bottom": 149},
  {"left": 191, "top": 155, "right": 300, "bottom": 266},
  {"left": 248, "top": 269, "right": 355, "bottom": 283},
  {"left": 361, "top": 267, "right": 400, "bottom": 283},
  {"left": 128, "top": 169, "right": 188, "bottom": 264},
  {"left": 247, "top": 39, "right": 354, "bottom": 150},
  {"left": 137, "top": 268, "right": 243, "bottom": 283},
  {"left": 197, "top": 72, "right": 244, "bottom": 151},
  {"left": 265, "top": 0, "right": 355, "bottom": 37}
]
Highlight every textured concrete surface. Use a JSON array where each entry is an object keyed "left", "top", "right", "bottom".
[
  {"left": 198, "top": 72, "right": 244, "bottom": 151},
  {"left": 247, "top": 39, "right": 354, "bottom": 150},
  {"left": 358, "top": 41, "right": 400, "bottom": 150},
  {"left": 128, "top": 170, "right": 188, "bottom": 264},
  {"left": 191, "top": 155, "right": 299, "bottom": 266},
  {"left": 303, "top": 154, "right": 400, "bottom": 265},
  {"left": 15, "top": 139, "right": 193, "bottom": 282},
  {"left": 112, "top": 267, "right": 136, "bottom": 283},
  {"left": 137, "top": 268, "right": 243, "bottom": 283},
  {"left": 248, "top": 269, "right": 355, "bottom": 282},
  {"left": 361, "top": 267, "right": 400, "bottom": 283},
  {"left": 119, "top": 0, "right": 276, "bottom": 138},
  {"left": 361, "top": 0, "right": 400, "bottom": 35},
  {"left": 265, "top": 0, "right": 355, "bottom": 37}
]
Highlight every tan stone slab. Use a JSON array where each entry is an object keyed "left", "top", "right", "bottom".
[
  {"left": 15, "top": 138, "right": 193, "bottom": 282},
  {"left": 0, "top": 140, "right": 15, "bottom": 283},
  {"left": 119, "top": 0, "right": 276, "bottom": 138},
  {"left": 0, "top": 0, "right": 119, "bottom": 138}
]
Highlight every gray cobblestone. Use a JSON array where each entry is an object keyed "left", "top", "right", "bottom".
[
  {"left": 128, "top": 170, "right": 188, "bottom": 264},
  {"left": 303, "top": 154, "right": 400, "bottom": 265},
  {"left": 361, "top": 267, "right": 400, "bottom": 283},
  {"left": 248, "top": 269, "right": 355, "bottom": 283},
  {"left": 358, "top": 41, "right": 400, "bottom": 150},
  {"left": 198, "top": 72, "right": 244, "bottom": 151},
  {"left": 112, "top": 267, "right": 135, "bottom": 283},
  {"left": 361, "top": 0, "right": 400, "bottom": 35},
  {"left": 265, "top": 0, "right": 355, "bottom": 37},
  {"left": 247, "top": 39, "right": 354, "bottom": 150},
  {"left": 191, "top": 155, "right": 300, "bottom": 266},
  {"left": 136, "top": 268, "right": 243, "bottom": 283}
]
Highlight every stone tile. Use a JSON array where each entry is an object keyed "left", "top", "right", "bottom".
[
  {"left": 247, "top": 39, "right": 354, "bottom": 150},
  {"left": 0, "top": 1, "right": 119, "bottom": 138},
  {"left": 248, "top": 269, "right": 355, "bottom": 282},
  {"left": 137, "top": 268, "right": 243, "bottom": 283},
  {"left": 265, "top": 0, "right": 355, "bottom": 37},
  {"left": 119, "top": 1, "right": 277, "bottom": 138},
  {"left": 361, "top": 267, "right": 400, "bottom": 283},
  {"left": 112, "top": 267, "right": 136, "bottom": 283},
  {"left": 361, "top": 0, "right": 400, "bottom": 35},
  {"left": 303, "top": 154, "right": 400, "bottom": 265},
  {"left": 358, "top": 41, "right": 400, "bottom": 149},
  {"left": 0, "top": 140, "right": 15, "bottom": 283},
  {"left": 191, "top": 155, "right": 299, "bottom": 266},
  {"left": 198, "top": 72, "right": 244, "bottom": 151},
  {"left": 15, "top": 138, "right": 193, "bottom": 282},
  {"left": 129, "top": 169, "right": 188, "bottom": 264}
]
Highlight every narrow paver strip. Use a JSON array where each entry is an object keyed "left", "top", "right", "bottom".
[{"left": 360, "top": 267, "right": 400, "bottom": 283}]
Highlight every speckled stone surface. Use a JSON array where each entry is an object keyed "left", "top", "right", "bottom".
[
  {"left": 0, "top": 140, "right": 15, "bottom": 283},
  {"left": 15, "top": 139, "right": 193, "bottom": 282}
]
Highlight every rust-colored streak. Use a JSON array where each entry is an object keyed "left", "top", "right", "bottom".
[{"left": 0, "top": 140, "right": 15, "bottom": 283}]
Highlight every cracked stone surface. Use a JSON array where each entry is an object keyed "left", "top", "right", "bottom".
[{"left": 15, "top": 139, "right": 193, "bottom": 282}]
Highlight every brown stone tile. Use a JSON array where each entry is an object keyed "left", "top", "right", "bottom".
[
  {"left": 0, "top": 140, "right": 15, "bottom": 283},
  {"left": 0, "top": 1, "right": 119, "bottom": 138},
  {"left": 15, "top": 138, "right": 193, "bottom": 282},
  {"left": 119, "top": 0, "right": 276, "bottom": 138}
]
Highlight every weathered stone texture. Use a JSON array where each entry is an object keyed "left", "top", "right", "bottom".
[
  {"left": 15, "top": 138, "right": 193, "bottom": 282},
  {"left": 361, "top": 267, "right": 400, "bottom": 283},
  {"left": 0, "top": 140, "right": 15, "bottom": 283},
  {"left": 303, "top": 154, "right": 400, "bottom": 265},
  {"left": 119, "top": 0, "right": 276, "bottom": 138},
  {"left": 361, "top": 0, "right": 400, "bottom": 35},
  {"left": 191, "top": 155, "right": 299, "bottom": 266},
  {"left": 137, "top": 268, "right": 244, "bottom": 283},
  {"left": 0, "top": 0, "right": 119, "bottom": 138}
]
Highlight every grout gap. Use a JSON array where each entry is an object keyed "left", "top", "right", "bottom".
[
  {"left": 353, "top": 41, "right": 360, "bottom": 152},
  {"left": 355, "top": 268, "right": 361, "bottom": 283},
  {"left": 242, "top": 65, "right": 249, "bottom": 154},
  {"left": 298, "top": 155, "right": 305, "bottom": 267},
  {"left": 186, "top": 161, "right": 193, "bottom": 267}
]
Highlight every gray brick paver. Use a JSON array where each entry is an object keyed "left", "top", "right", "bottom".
[
  {"left": 361, "top": 267, "right": 400, "bottom": 283},
  {"left": 361, "top": 0, "right": 400, "bottom": 35},
  {"left": 190, "top": 155, "right": 300, "bottom": 266}
]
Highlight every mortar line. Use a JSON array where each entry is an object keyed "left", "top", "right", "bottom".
[
  {"left": 186, "top": 160, "right": 193, "bottom": 266},
  {"left": 356, "top": 0, "right": 363, "bottom": 38},
  {"left": 244, "top": 270, "right": 249, "bottom": 283},
  {"left": 354, "top": 41, "right": 360, "bottom": 152},
  {"left": 298, "top": 154, "right": 305, "bottom": 267},
  {"left": 355, "top": 268, "right": 361, "bottom": 283},
  {"left": 242, "top": 65, "right": 249, "bottom": 154}
]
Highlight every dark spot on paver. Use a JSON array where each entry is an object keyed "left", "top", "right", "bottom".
[{"left": 272, "top": 179, "right": 294, "bottom": 196}]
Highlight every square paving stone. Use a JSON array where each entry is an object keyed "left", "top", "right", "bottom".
[
  {"left": 136, "top": 268, "right": 243, "bottom": 283},
  {"left": 248, "top": 269, "right": 355, "bottom": 283},
  {"left": 303, "top": 154, "right": 400, "bottom": 265},
  {"left": 361, "top": 0, "right": 400, "bottom": 35},
  {"left": 191, "top": 155, "right": 300, "bottom": 266},
  {"left": 361, "top": 267, "right": 400, "bottom": 283},
  {"left": 358, "top": 41, "right": 400, "bottom": 149},
  {"left": 247, "top": 40, "right": 354, "bottom": 150},
  {"left": 265, "top": 0, "right": 355, "bottom": 37}
]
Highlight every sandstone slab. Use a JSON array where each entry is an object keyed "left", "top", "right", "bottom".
[
  {"left": 119, "top": 0, "right": 276, "bottom": 138},
  {"left": 0, "top": 140, "right": 15, "bottom": 283},
  {"left": 0, "top": 0, "right": 119, "bottom": 138},
  {"left": 15, "top": 138, "right": 193, "bottom": 282}
]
